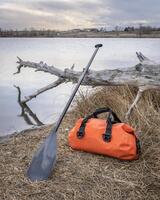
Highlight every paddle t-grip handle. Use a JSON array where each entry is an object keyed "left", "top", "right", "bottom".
[{"left": 95, "top": 44, "right": 103, "bottom": 48}]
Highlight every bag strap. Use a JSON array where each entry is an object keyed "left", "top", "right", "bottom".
[
  {"left": 77, "top": 108, "right": 121, "bottom": 142},
  {"left": 102, "top": 111, "right": 120, "bottom": 142}
]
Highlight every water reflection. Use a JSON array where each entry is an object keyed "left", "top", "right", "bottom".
[{"left": 14, "top": 86, "right": 44, "bottom": 126}]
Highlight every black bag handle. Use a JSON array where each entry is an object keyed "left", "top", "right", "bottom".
[
  {"left": 92, "top": 107, "right": 111, "bottom": 117},
  {"left": 92, "top": 108, "right": 121, "bottom": 123},
  {"left": 77, "top": 107, "right": 121, "bottom": 142}
]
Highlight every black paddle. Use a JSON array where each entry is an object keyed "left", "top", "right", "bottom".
[{"left": 27, "top": 44, "right": 103, "bottom": 181}]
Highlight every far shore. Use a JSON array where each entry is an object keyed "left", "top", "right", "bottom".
[
  {"left": 1, "top": 31, "right": 160, "bottom": 38},
  {"left": 1, "top": 35, "right": 160, "bottom": 38}
]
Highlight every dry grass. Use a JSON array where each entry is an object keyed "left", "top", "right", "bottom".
[{"left": 0, "top": 86, "right": 160, "bottom": 200}]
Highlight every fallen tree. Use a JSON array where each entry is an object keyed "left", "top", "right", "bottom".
[{"left": 15, "top": 52, "right": 160, "bottom": 120}]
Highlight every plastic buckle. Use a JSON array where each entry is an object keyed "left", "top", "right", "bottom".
[
  {"left": 103, "top": 133, "right": 111, "bottom": 142},
  {"left": 77, "top": 126, "right": 85, "bottom": 139}
]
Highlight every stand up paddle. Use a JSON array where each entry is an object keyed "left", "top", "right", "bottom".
[{"left": 27, "top": 44, "right": 103, "bottom": 181}]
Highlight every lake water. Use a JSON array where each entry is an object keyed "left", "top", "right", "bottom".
[{"left": 0, "top": 38, "right": 160, "bottom": 136}]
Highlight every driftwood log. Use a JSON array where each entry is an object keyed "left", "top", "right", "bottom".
[{"left": 15, "top": 52, "right": 160, "bottom": 120}]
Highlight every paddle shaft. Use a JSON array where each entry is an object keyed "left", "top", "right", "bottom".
[
  {"left": 26, "top": 44, "right": 102, "bottom": 181},
  {"left": 53, "top": 44, "right": 102, "bottom": 133}
]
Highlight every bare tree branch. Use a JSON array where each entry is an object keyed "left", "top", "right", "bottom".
[
  {"left": 125, "top": 85, "right": 160, "bottom": 121},
  {"left": 22, "top": 78, "right": 65, "bottom": 103},
  {"left": 15, "top": 52, "right": 160, "bottom": 118}
]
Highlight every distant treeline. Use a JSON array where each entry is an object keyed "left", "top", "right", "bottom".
[
  {"left": 0, "top": 29, "right": 58, "bottom": 37},
  {"left": 0, "top": 26, "right": 160, "bottom": 37}
]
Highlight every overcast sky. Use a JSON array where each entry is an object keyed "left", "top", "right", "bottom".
[{"left": 0, "top": 0, "right": 159, "bottom": 30}]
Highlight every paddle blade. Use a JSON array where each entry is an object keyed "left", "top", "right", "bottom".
[{"left": 27, "top": 131, "right": 57, "bottom": 181}]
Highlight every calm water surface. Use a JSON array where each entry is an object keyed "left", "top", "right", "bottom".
[{"left": 0, "top": 38, "right": 160, "bottom": 136}]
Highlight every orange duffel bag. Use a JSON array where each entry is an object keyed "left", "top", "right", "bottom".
[{"left": 68, "top": 108, "right": 141, "bottom": 160}]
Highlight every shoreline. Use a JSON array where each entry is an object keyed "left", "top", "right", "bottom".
[
  {"left": 0, "top": 124, "right": 51, "bottom": 144},
  {"left": 1, "top": 36, "right": 160, "bottom": 38},
  {"left": 1, "top": 32, "right": 160, "bottom": 39}
]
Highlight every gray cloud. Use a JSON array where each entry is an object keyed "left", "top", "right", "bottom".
[
  {"left": 0, "top": 0, "right": 159, "bottom": 30},
  {"left": 102, "top": 0, "right": 160, "bottom": 26},
  {"left": 34, "top": 0, "right": 104, "bottom": 12}
]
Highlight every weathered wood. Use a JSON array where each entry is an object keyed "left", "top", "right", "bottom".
[
  {"left": 15, "top": 52, "right": 160, "bottom": 119},
  {"left": 22, "top": 78, "right": 65, "bottom": 103},
  {"left": 16, "top": 53, "right": 160, "bottom": 87}
]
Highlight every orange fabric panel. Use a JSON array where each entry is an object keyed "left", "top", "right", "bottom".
[{"left": 68, "top": 118, "right": 138, "bottom": 160}]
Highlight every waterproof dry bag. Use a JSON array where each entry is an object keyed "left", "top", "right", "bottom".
[{"left": 68, "top": 108, "right": 140, "bottom": 160}]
